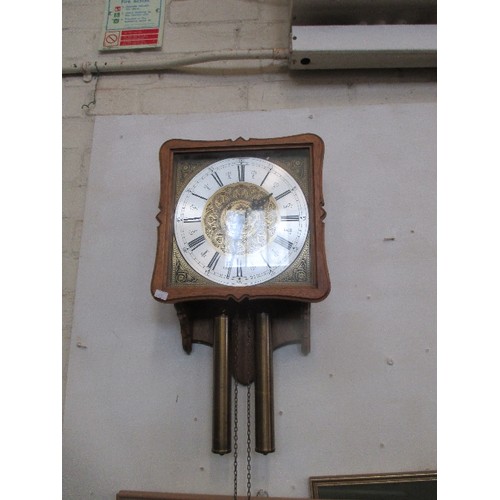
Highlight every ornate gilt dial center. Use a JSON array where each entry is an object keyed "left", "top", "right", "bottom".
[{"left": 203, "top": 182, "right": 278, "bottom": 255}]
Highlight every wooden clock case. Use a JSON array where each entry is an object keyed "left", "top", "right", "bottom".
[{"left": 151, "top": 134, "right": 330, "bottom": 385}]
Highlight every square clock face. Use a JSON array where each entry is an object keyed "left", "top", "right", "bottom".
[{"left": 151, "top": 134, "right": 330, "bottom": 303}]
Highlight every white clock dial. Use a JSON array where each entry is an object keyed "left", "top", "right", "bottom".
[{"left": 174, "top": 157, "right": 309, "bottom": 286}]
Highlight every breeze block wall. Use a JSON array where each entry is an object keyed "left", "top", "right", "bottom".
[{"left": 63, "top": 1, "right": 436, "bottom": 498}]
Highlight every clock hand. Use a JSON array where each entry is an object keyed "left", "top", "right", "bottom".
[{"left": 251, "top": 192, "right": 273, "bottom": 210}]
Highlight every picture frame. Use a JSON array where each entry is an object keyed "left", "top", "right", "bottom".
[{"left": 309, "top": 471, "right": 437, "bottom": 499}]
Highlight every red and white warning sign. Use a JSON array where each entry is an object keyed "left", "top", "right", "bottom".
[
  {"left": 103, "top": 28, "right": 160, "bottom": 48},
  {"left": 100, "top": 0, "right": 164, "bottom": 51}
]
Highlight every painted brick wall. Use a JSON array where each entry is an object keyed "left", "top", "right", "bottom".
[
  {"left": 62, "top": 4, "right": 437, "bottom": 499},
  {"left": 62, "top": 0, "right": 436, "bottom": 427},
  {"left": 63, "top": 0, "right": 289, "bottom": 405}
]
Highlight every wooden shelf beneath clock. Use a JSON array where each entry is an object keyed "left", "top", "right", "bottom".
[{"left": 174, "top": 299, "right": 310, "bottom": 385}]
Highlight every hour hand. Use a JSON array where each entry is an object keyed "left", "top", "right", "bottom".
[{"left": 251, "top": 192, "right": 273, "bottom": 210}]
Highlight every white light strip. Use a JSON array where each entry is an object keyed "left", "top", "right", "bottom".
[{"left": 290, "top": 25, "right": 437, "bottom": 69}]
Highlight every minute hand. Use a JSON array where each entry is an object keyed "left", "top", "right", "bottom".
[{"left": 251, "top": 192, "right": 273, "bottom": 210}]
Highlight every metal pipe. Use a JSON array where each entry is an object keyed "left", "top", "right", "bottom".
[
  {"left": 255, "top": 312, "right": 275, "bottom": 454},
  {"left": 62, "top": 48, "right": 289, "bottom": 76},
  {"left": 212, "top": 313, "right": 231, "bottom": 455}
]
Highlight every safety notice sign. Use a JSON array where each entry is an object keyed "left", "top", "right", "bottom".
[{"left": 100, "top": 0, "right": 165, "bottom": 50}]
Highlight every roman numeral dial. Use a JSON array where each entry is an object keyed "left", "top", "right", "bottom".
[{"left": 174, "top": 156, "right": 309, "bottom": 286}]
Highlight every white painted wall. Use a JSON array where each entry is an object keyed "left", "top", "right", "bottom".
[
  {"left": 62, "top": 1, "right": 436, "bottom": 499},
  {"left": 62, "top": 105, "right": 436, "bottom": 499}
]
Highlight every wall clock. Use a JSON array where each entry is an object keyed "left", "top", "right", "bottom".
[{"left": 151, "top": 134, "right": 330, "bottom": 463}]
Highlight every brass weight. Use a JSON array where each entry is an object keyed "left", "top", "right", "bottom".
[
  {"left": 255, "top": 312, "right": 275, "bottom": 454},
  {"left": 212, "top": 313, "right": 231, "bottom": 455}
]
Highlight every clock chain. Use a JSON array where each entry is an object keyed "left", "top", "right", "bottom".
[
  {"left": 245, "top": 308, "right": 252, "bottom": 500},
  {"left": 232, "top": 306, "right": 253, "bottom": 500},
  {"left": 233, "top": 314, "right": 239, "bottom": 500}
]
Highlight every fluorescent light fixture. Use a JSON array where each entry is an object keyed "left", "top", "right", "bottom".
[{"left": 289, "top": 25, "right": 437, "bottom": 70}]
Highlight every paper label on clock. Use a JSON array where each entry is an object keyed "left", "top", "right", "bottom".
[{"left": 154, "top": 289, "right": 169, "bottom": 300}]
